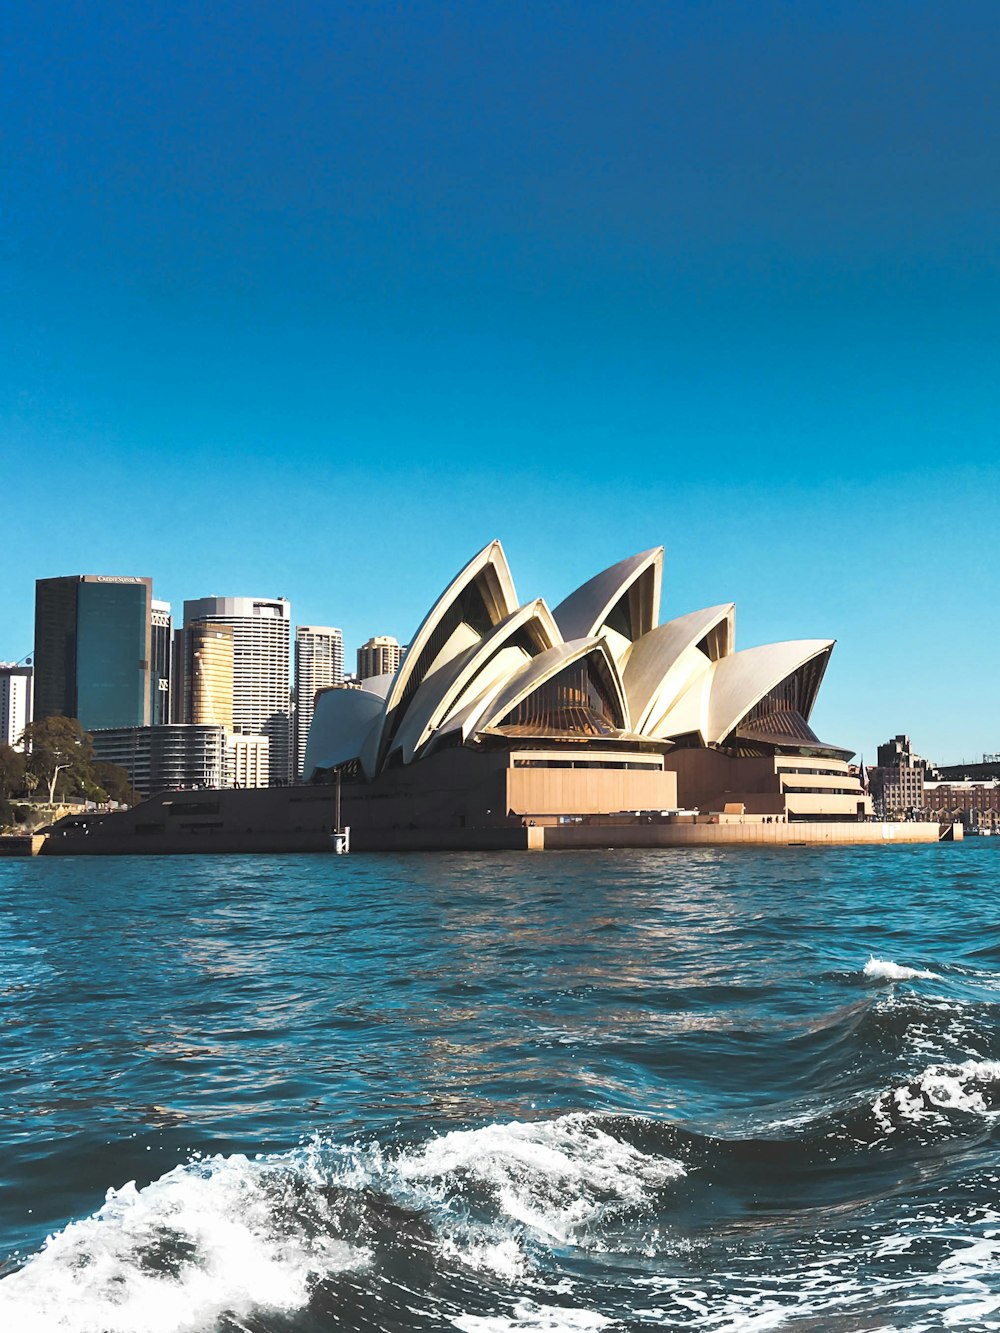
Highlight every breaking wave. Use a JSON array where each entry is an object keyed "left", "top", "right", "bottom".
[
  {"left": 0, "top": 1151, "right": 366, "bottom": 1333},
  {"left": 0, "top": 1114, "right": 684, "bottom": 1332},
  {"left": 5, "top": 1073, "right": 1000, "bottom": 1332},
  {"left": 863, "top": 956, "right": 941, "bottom": 982}
]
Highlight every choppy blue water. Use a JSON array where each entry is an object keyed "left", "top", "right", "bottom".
[{"left": 2, "top": 843, "right": 1000, "bottom": 1331}]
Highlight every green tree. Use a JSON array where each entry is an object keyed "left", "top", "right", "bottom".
[
  {"left": 21, "top": 716, "right": 96, "bottom": 803},
  {"left": 0, "top": 744, "right": 26, "bottom": 798},
  {"left": 92, "top": 761, "right": 139, "bottom": 807}
]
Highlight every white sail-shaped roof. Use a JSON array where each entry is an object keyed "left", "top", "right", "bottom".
[
  {"left": 624, "top": 604, "right": 735, "bottom": 735},
  {"left": 375, "top": 540, "right": 519, "bottom": 770},
  {"left": 643, "top": 660, "right": 715, "bottom": 743},
  {"left": 707, "top": 639, "right": 833, "bottom": 743},
  {"left": 648, "top": 639, "right": 834, "bottom": 745},
  {"left": 299, "top": 540, "right": 852, "bottom": 780},
  {"left": 391, "top": 599, "right": 563, "bottom": 763},
  {"left": 352, "top": 671, "right": 395, "bottom": 700},
  {"left": 302, "top": 685, "right": 386, "bottom": 781},
  {"left": 551, "top": 548, "right": 663, "bottom": 665},
  {"left": 468, "top": 637, "right": 629, "bottom": 737}
]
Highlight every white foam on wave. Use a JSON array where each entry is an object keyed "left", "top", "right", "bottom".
[
  {"left": 936, "top": 1235, "right": 1000, "bottom": 1326},
  {"left": 634, "top": 1216, "right": 1000, "bottom": 1331},
  {"left": 0, "top": 1113, "right": 686, "bottom": 1329},
  {"left": 871, "top": 1059, "right": 1000, "bottom": 1134},
  {"left": 864, "top": 956, "right": 940, "bottom": 982},
  {"left": 452, "top": 1298, "right": 612, "bottom": 1331},
  {"left": 0, "top": 1151, "right": 366, "bottom": 1333},
  {"left": 397, "top": 1113, "right": 684, "bottom": 1248}
]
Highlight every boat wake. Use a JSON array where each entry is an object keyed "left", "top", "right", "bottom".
[
  {"left": 0, "top": 1114, "right": 683, "bottom": 1332},
  {"left": 3, "top": 1084, "right": 1000, "bottom": 1332},
  {"left": 6, "top": 950, "right": 1000, "bottom": 1331}
]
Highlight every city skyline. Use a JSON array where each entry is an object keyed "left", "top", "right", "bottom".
[
  {"left": 1, "top": 583, "right": 386, "bottom": 681},
  {"left": 3, "top": 3, "right": 1000, "bottom": 765},
  {"left": 1, "top": 551, "right": 994, "bottom": 771}
]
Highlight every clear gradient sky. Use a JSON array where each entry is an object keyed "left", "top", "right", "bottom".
[{"left": 3, "top": 1, "right": 999, "bottom": 764}]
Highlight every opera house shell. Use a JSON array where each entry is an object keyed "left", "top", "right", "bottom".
[{"left": 304, "top": 542, "right": 872, "bottom": 830}]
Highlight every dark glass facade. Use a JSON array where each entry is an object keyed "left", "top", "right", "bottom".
[
  {"left": 34, "top": 576, "right": 152, "bottom": 731},
  {"left": 150, "top": 606, "right": 172, "bottom": 725},
  {"left": 34, "top": 577, "right": 80, "bottom": 721}
]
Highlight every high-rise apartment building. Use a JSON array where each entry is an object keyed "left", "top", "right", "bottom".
[
  {"left": 173, "top": 622, "right": 235, "bottom": 729},
  {"left": 151, "top": 600, "right": 172, "bottom": 726},
  {"left": 182, "top": 597, "right": 292, "bottom": 785},
  {"left": 357, "top": 635, "right": 403, "bottom": 681},
  {"left": 34, "top": 575, "right": 152, "bottom": 731},
  {"left": 0, "top": 664, "right": 33, "bottom": 749},
  {"left": 294, "top": 626, "right": 344, "bottom": 779}
]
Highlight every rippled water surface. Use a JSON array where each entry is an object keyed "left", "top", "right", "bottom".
[{"left": 2, "top": 843, "right": 1000, "bottom": 1331}]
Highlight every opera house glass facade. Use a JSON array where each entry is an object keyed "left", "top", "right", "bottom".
[{"left": 304, "top": 542, "right": 870, "bottom": 825}]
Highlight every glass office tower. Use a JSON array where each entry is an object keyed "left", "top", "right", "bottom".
[
  {"left": 150, "top": 599, "right": 172, "bottom": 725},
  {"left": 34, "top": 575, "right": 153, "bottom": 731}
]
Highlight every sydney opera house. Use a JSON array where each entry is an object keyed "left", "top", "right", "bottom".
[
  {"left": 40, "top": 539, "right": 967, "bottom": 855},
  {"left": 301, "top": 540, "right": 875, "bottom": 842}
]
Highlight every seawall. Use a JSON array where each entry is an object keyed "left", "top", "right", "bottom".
[{"left": 22, "top": 819, "right": 962, "bottom": 856}]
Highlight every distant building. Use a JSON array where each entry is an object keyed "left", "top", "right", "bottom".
[
  {"left": 182, "top": 597, "right": 292, "bottom": 786},
  {"left": 357, "top": 635, "right": 402, "bottom": 681},
  {"left": 935, "top": 757, "right": 1000, "bottom": 782},
  {"left": 173, "top": 622, "right": 235, "bottom": 728},
  {"left": 294, "top": 626, "right": 344, "bottom": 780},
  {"left": 34, "top": 575, "right": 153, "bottom": 731},
  {"left": 91, "top": 724, "right": 271, "bottom": 798},
  {"left": 227, "top": 732, "right": 270, "bottom": 789},
  {"left": 91, "top": 724, "right": 228, "bottom": 796},
  {"left": 923, "top": 779, "right": 1000, "bottom": 832},
  {"left": 0, "top": 664, "right": 33, "bottom": 749},
  {"left": 868, "top": 735, "right": 927, "bottom": 818},
  {"left": 151, "top": 600, "right": 172, "bottom": 726}
]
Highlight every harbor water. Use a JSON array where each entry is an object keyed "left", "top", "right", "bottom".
[{"left": 1, "top": 843, "right": 999, "bottom": 1331}]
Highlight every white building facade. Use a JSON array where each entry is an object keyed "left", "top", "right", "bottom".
[
  {"left": 183, "top": 597, "right": 292, "bottom": 785},
  {"left": 227, "top": 732, "right": 270, "bottom": 789},
  {"left": 294, "top": 625, "right": 344, "bottom": 779},
  {"left": 0, "top": 664, "right": 33, "bottom": 749}
]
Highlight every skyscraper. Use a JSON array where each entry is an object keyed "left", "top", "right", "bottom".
[
  {"left": 0, "top": 664, "right": 33, "bottom": 749},
  {"left": 151, "top": 600, "right": 172, "bottom": 726},
  {"left": 173, "top": 622, "right": 235, "bottom": 729},
  {"left": 34, "top": 575, "right": 152, "bottom": 731},
  {"left": 294, "top": 625, "right": 344, "bottom": 779},
  {"left": 357, "top": 635, "right": 403, "bottom": 681},
  {"left": 182, "top": 597, "right": 292, "bottom": 785}
]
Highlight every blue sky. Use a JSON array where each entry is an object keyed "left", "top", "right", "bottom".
[{"left": 3, "top": 0, "right": 999, "bottom": 764}]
